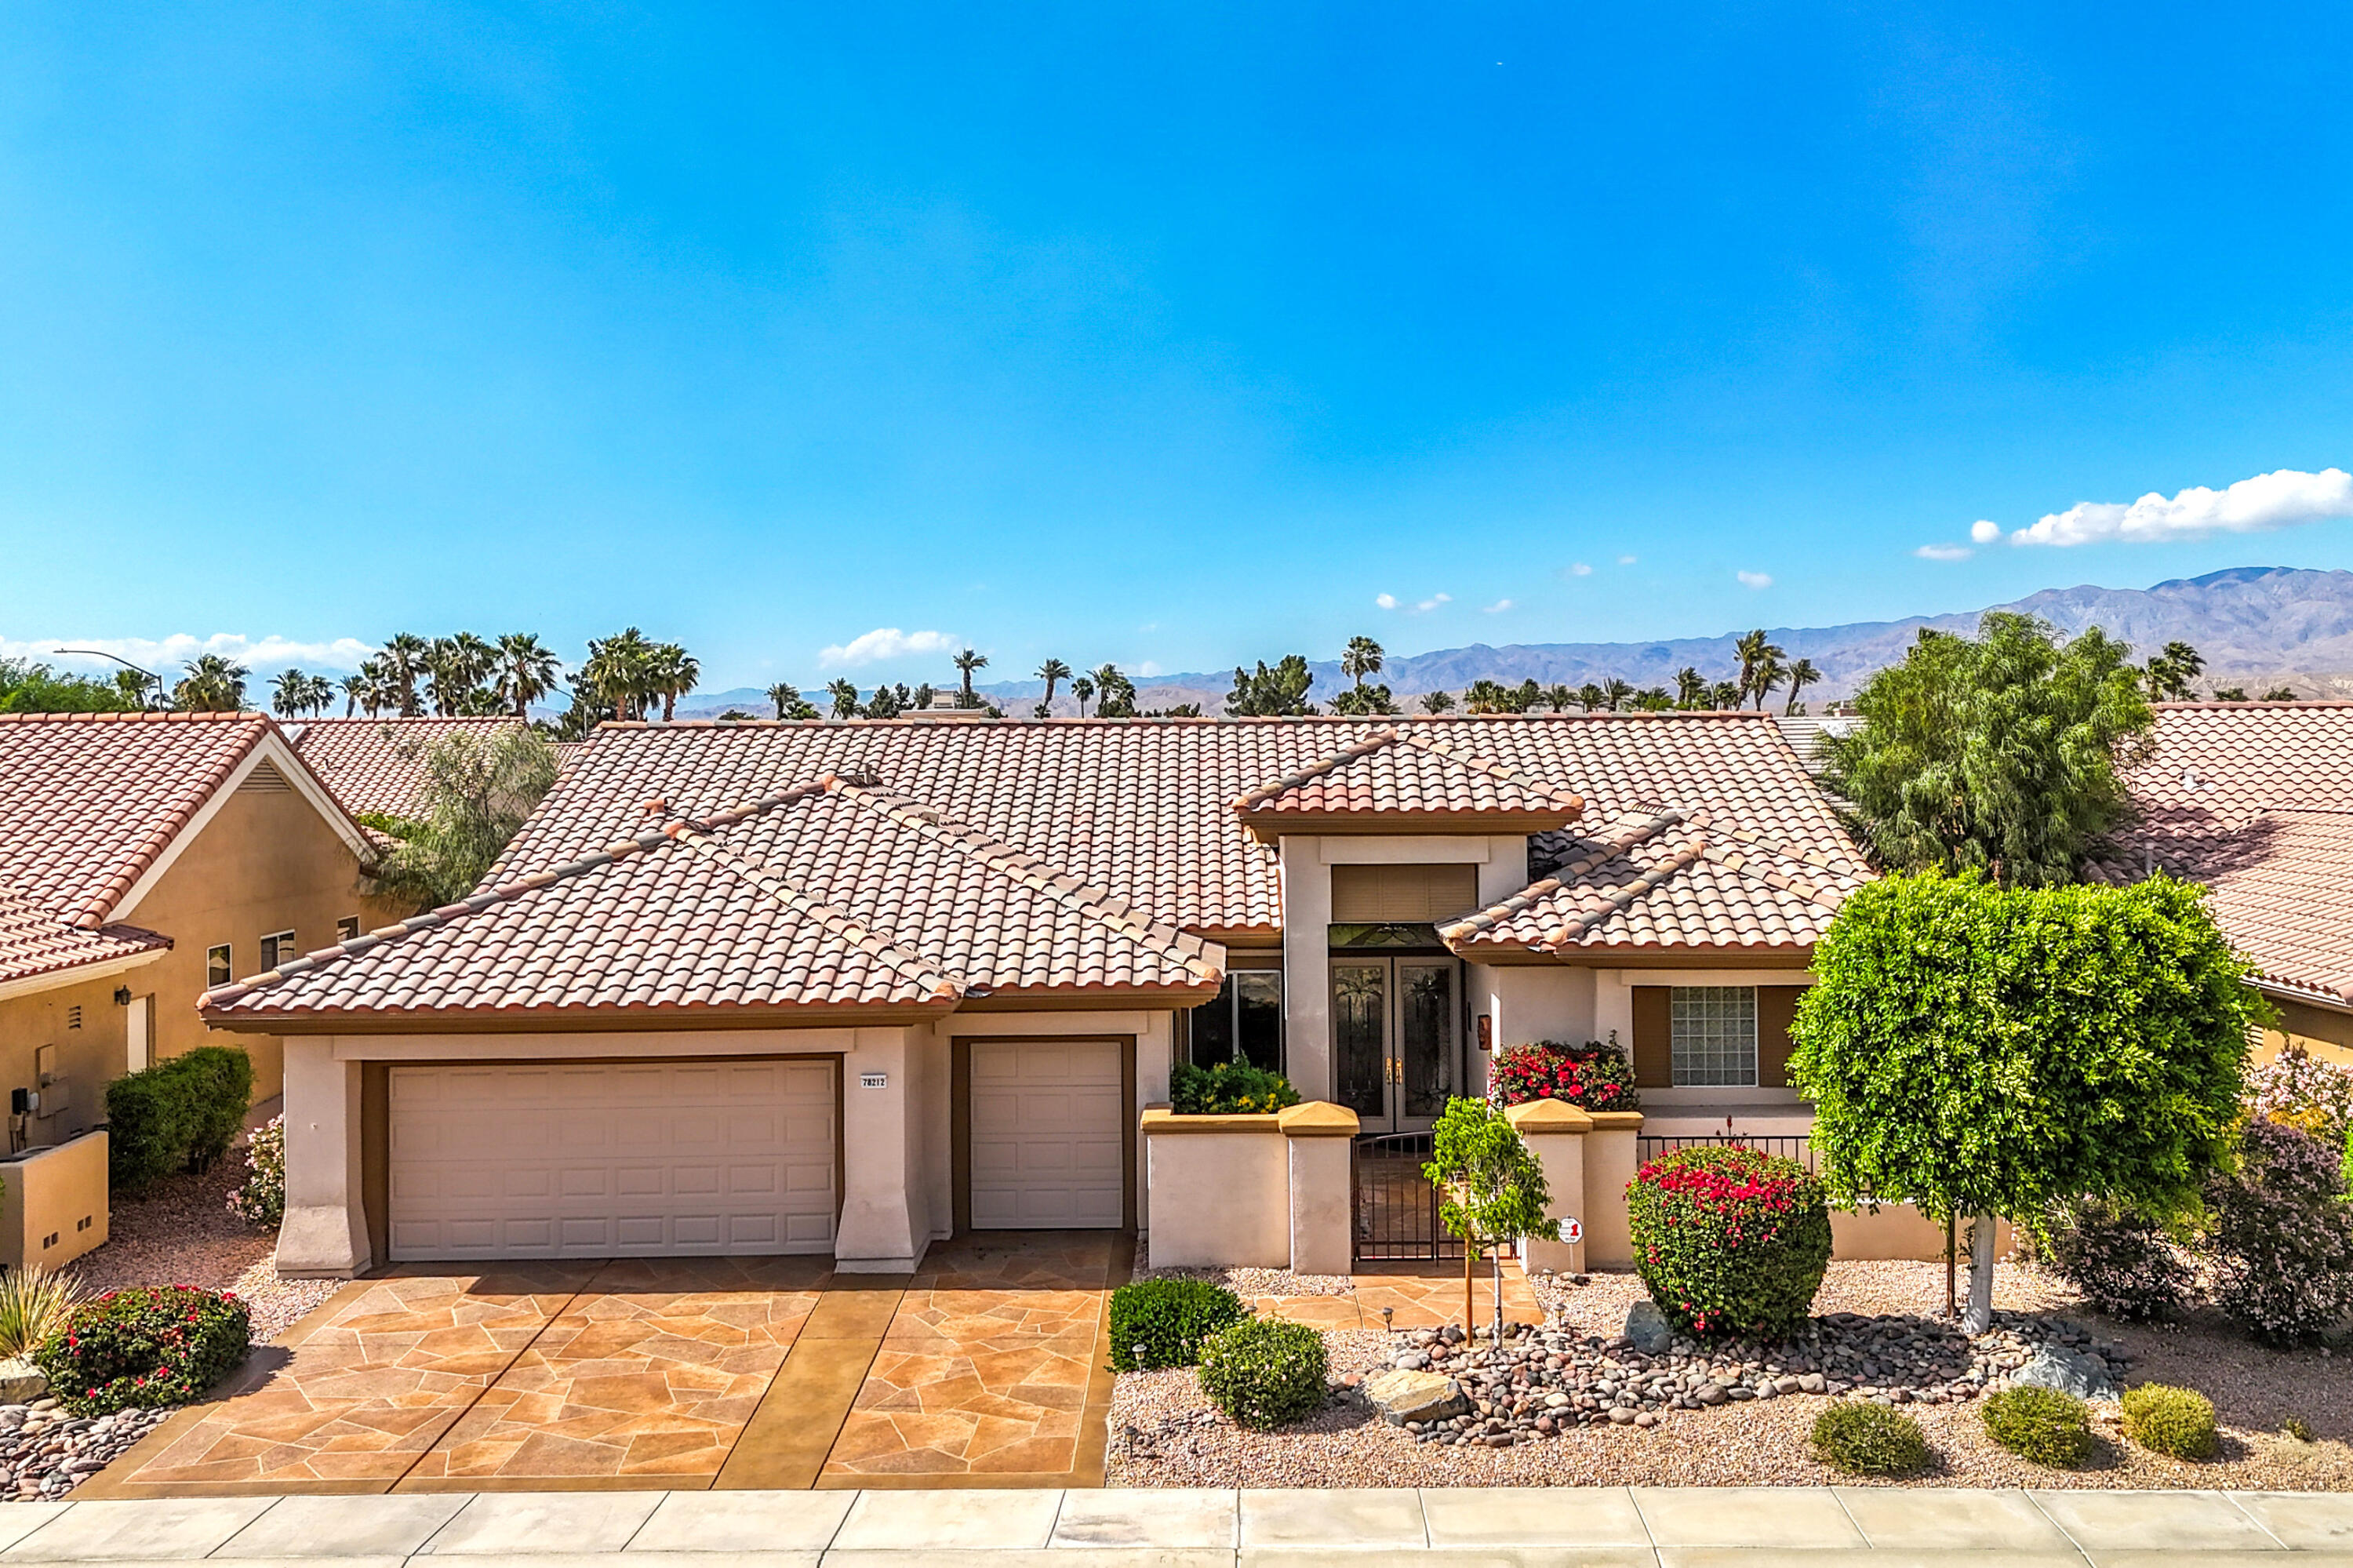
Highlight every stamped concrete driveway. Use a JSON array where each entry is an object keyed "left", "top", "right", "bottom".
[{"left": 82, "top": 1233, "right": 1129, "bottom": 1500}]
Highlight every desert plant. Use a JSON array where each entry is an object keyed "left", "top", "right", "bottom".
[
  {"left": 2121, "top": 1383, "right": 2218, "bottom": 1460},
  {"left": 34, "top": 1286, "right": 251, "bottom": 1415},
  {"left": 1195, "top": 1316, "right": 1328, "bottom": 1430},
  {"left": 0, "top": 1267, "right": 86, "bottom": 1360},
  {"left": 2039, "top": 1195, "right": 2196, "bottom": 1320},
  {"left": 1486, "top": 1041, "right": 1640, "bottom": 1112},
  {"left": 1810, "top": 1401, "right": 1929, "bottom": 1475},
  {"left": 1626, "top": 1144, "right": 1831, "bottom": 1339},
  {"left": 1980, "top": 1385, "right": 2093, "bottom": 1467},
  {"left": 1107, "top": 1279, "right": 1247, "bottom": 1371},
  {"left": 2284, "top": 1415, "right": 2315, "bottom": 1443},
  {"left": 103, "top": 1046, "right": 256, "bottom": 1193},
  {"left": 1168, "top": 1061, "right": 1300, "bottom": 1115},
  {"left": 229, "top": 1116, "right": 286, "bottom": 1228},
  {"left": 2204, "top": 1116, "right": 2353, "bottom": 1343}
]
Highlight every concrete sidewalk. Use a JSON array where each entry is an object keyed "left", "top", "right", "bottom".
[{"left": 0, "top": 1485, "right": 2347, "bottom": 1565}]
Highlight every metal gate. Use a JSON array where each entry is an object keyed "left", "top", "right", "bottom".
[{"left": 1355, "top": 1131, "right": 1496, "bottom": 1262}]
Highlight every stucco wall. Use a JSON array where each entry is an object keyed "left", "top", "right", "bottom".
[
  {"left": 0, "top": 1130, "right": 109, "bottom": 1270},
  {"left": 0, "top": 966, "right": 146, "bottom": 1148},
  {"left": 1144, "top": 1126, "right": 1291, "bottom": 1268},
  {"left": 127, "top": 773, "right": 397, "bottom": 1104},
  {"left": 2262, "top": 995, "right": 2353, "bottom": 1068}
]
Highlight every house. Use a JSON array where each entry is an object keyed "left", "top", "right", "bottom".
[
  {"left": 205, "top": 711, "right": 1869, "bottom": 1279},
  {"left": 0, "top": 713, "right": 395, "bottom": 1141},
  {"left": 2093, "top": 700, "right": 2353, "bottom": 1064},
  {"left": 286, "top": 715, "right": 539, "bottom": 824}
]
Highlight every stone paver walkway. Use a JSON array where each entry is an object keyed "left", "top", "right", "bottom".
[
  {"left": 6, "top": 1485, "right": 2351, "bottom": 1563},
  {"left": 1250, "top": 1264, "right": 1543, "bottom": 1333}
]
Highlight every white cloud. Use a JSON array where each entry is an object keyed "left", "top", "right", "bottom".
[
  {"left": 1914, "top": 543, "right": 1973, "bottom": 562},
  {"left": 6, "top": 633, "right": 378, "bottom": 676},
  {"left": 1136, "top": 660, "right": 1164, "bottom": 677},
  {"left": 1377, "top": 591, "right": 1452, "bottom": 613},
  {"left": 1617, "top": 555, "right": 1638, "bottom": 566},
  {"left": 2009, "top": 467, "right": 2353, "bottom": 547},
  {"left": 1736, "top": 569, "right": 1773, "bottom": 589},
  {"left": 1969, "top": 519, "right": 2002, "bottom": 544},
  {"left": 1566, "top": 562, "right": 1593, "bottom": 577},
  {"left": 1375, "top": 593, "right": 1398, "bottom": 609},
  {"left": 816, "top": 628, "right": 960, "bottom": 668},
  {"left": 1482, "top": 598, "right": 1515, "bottom": 614}
]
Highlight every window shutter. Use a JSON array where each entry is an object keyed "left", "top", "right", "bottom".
[
  {"left": 1329, "top": 863, "right": 1479, "bottom": 923},
  {"left": 1631, "top": 985, "right": 1672, "bottom": 1088},
  {"left": 1757, "top": 985, "right": 1803, "bottom": 1090}
]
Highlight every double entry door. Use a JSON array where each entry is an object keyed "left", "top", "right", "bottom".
[{"left": 1332, "top": 956, "right": 1463, "bottom": 1134}]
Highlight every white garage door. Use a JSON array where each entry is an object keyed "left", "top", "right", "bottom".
[
  {"left": 387, "top": 1059, "right": 837, "bottom": 1260},
  {"left": 969, "top": 1039, "right": 1125, "bottom": 1229}
]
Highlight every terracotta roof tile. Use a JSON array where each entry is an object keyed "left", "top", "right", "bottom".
[
  {"left": 288, "top": 717, "right": 536, "bottom": 819},
  {"left": 1232, "top": 729, "right": 1584, "bottom": 836}
]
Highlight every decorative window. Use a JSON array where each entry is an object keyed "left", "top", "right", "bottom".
[
  {"left": 260, "top": 930, "right": 296, "bottom": 970},
  {"left": 1186, "top": 970, "right": 1285, "bottom": 1074},
  {"left": 206, "top": 944, "right": 232, "bottom": 988},
  {"left": 336, "top": 916, "right": 361, "bottom": 942},
  {"left": 1671, "top": 986, "right": 1757, "bottom": 1087}
]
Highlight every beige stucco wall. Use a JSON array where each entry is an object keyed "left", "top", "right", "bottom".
[
  {"left": 0, "top": 1130, "right": 109, "bottom": 1270},
  {"left": 2261, "top": 995, "right": 2353, "bottom": 1068},
  {"left": 1144, "top": 1123, "right": 1290, "bottom": 1268},
  {"left": 125, "top": 776, "right": 395, "bottom": 1106},
  {"left": 0, "top": 964, "right": 149, "bottom": 1148}
]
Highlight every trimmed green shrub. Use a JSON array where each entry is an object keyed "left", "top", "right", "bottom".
[
  {"left": 1810, "top": 1401, "right": 1929, "bottom": 1475},
  {"left": 2040, "top": 1196, "right": 2195, "bottom": 1321},
  {"left": 2121, "top": 1383, "right": 2218, "bottom": 1460},
  {"left": 1980, "top": 1385, "right": 2093, "bottom": 1467},
  {"left": 34, "top": 1286, "right": 251, "bottom": 1416},
  {"left": 1107, "top": 1279, "right": 1247, "bottom": 1371},
  {"left": 104, "top": 1046, "right": 255, "bottom": 1193},
  {"left": 1626, "top": 1144, "right": 1831, "bottom": 1339},
  {"left": 1169, "top": 1060, "right": 1300, "bottom": 1115},
  {"left": 1195, "top": 1316, "right": 1328, "bottom": 1429}
]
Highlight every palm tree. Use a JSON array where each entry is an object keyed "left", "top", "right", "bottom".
[
  {"left": 1341, "top": 636, "right": 1384, "bottom": 690},
  {"left": 269, "top": 668, "right": 311, "bottom": 718},
  {"left": 378, "top": 634, "right": 429, "bottom": 716},
  {"left": 1035, "top": 657, "right": 1071, "bottom": 714},
  {"left": 1750, "top": 652, "right": 1788, "bottom": 711},
  {"left": 1463, "top": 679, "right": 1511, "bottom": 714},
  {"left": 1602, "top": 677, "right": 1634, "bottom": 711},
  {"left": 173, "top": 654, "right": 249, "bottom": 711},
  {"left": 581, "top": 628, "right": 657, "bottom": 721},
  {"left": 1419, "top": 689, "right": 1456, "bottom": 714},
  {"left": 495, "top": 634, "right": 563, "bottom": 719},
  {"left": 1090, "top": 664, "right": 1136, "bottom": 717},
  {"left": 1635, "top": 686, "right": 1673, "bottom": 711},
  {"left": 1542, "top": 683, "right": 1574, "bottom": 712},
  {"left": 766, "top": 682, "right": 801, "bottom": 719},
  {"left": 825, "top": 678, "right": 862, "bottom": 719},
  {"left": 1784, "top": 657, "right": 1820, "bottom": 715},
  {"left": 304, "top": 673, "right": 336, "bottom": 715},
  {"left": 1711, "top": 678, "right": 1742, "bottom": 709},
  {"left": 953, "top": 648, "right": 989, "bottom": 708},
  {"left": 649, "top": 642, "right": 699, "bottom": 722},
  {"left": 423, "top": 638, "right": 470, "bottom": 716},
  {"left": 1071, "top": 675, "right": 1096, "bottom": 718},
  {"left": 1735, "top": 629, "right": 1786, "bottom": 708},
  {"left": 1675, "top": 666, "right": 1707, "bottom": 709},
  {"left": 1576, "top": 682, "right": 1606, "bottom": 712},
  {"left": 340, "top": 672, "right": 366, "bottom": 717}
]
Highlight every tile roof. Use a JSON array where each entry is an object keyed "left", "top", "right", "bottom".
[
  {"left": 0, "top": 713, "right": 281, "bottom": 956},
  {"left": 0, "top": 886, "right": 171, "bottom": 990},
  {"left": 205, "top": 772, "right": 1226, "bottom": 1024},
  {"left": 287, "top": 717, "right": 533, "bottom": 819},
  {"left": 1231, "top": 729, "right": 1584, "bottom": 839},
  {"left": 2092, "top": 702, "right": 2353, "bottom": 1006}
]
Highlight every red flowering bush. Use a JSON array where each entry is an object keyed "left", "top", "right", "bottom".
[
  {"left": 1487, "top": 1041, "right": 1640, "bottom": 1111},
  {"left": 33, "top": 1286, "right": 251, "bottom": 1416},
  {"left": 1626, "top": 1144, "right": 1831, "bottom": 1338}
]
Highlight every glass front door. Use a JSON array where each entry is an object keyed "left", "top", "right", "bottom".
[{"left": 1330, "top": 956, "right": 1462, "bottom": 1133}]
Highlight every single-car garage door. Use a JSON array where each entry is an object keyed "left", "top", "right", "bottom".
[
  {"left": 387, "top": 1059, "right": 837, "bottom": 1260},
  {"left": 969, "top": 1039, "right": 1125, "bottom": 1228}
]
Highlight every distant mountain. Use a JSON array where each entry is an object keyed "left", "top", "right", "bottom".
[{"left": 678, "top": 566, "right": 2353, "bottom": 718}]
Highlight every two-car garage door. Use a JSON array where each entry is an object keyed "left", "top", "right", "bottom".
[{"left": 387, "top": 1059, "right": 837, "bottom": 1261}]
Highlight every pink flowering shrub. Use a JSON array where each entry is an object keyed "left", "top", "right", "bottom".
[
  {"left": 32, "top": 1286, "right": 251, "bottom": 1415},
  {"left": 1626, "top": 1144, "right": 1830, "bottom": 1338},
  {"left": 1487, "top": 1041, "right": 1640, "bottom": 1112},
  {"left": 2247, "top": 1045, "right": 2353, "bottom": 1148},
  {"left": 2205, "top": 1117, "right": 2353, "bottom": 1344}
]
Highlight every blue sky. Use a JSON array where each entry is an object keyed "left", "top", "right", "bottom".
[{"left": 4, "top": 3, "right": 2351, "bottom": 693}]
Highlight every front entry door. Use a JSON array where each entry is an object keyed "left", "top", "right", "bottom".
[{"left": 1332, "top": 957, "right": 1463, "bottom": 1134}]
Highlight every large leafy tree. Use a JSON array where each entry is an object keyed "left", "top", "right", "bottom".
[
  {"left": 368, "top": 727, "right": 562, "bottom": 911},
  {"left": 1790, "top": 871, "right": 2261, "bottom": 1330},
  {"left": 1224, "top": 656, "right": 1317, "bottom": 716},
  {"left": 0, "top": 660, "right": 137, "bottom": 714},
  {"left": 1821, "top": 612, "right": 2153, "bottom": 887}
]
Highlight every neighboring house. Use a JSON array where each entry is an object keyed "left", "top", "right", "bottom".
[
  {"left": 2092, "top": 700, "right": 2353, "bottom": 1064},
  {"left": 0, "top": 713, "right": 394, "bottom": 1141},
  {"left": 287, "top": 716, "right": 535, "bottom": 823},
  {"left": 203, "top": 712, "right": 1867, "bottom": 1278}
]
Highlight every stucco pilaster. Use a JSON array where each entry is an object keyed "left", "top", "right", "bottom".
[
  {"left": 1278, "top": 835, "right": 1332, "bottom": 1101},
  {"left": 276, "top": 1038, "right": 369, "bottom": 1278}
]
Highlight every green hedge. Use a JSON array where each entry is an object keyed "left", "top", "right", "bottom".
[
  {"left": 1108, "top": 1279, "right": 1248, "bottom": 1371},
  {"left": 104, "top": 1046, "right": 255, "bottom": 1194},
  {"left": 1169, "top": 1061, "right": 1300, "bottom": 1115},
  {"left": 34, "top": 1286, "right": 251, "bottom": 1416},
  {"left": 1196, "top": 1317, "right": 1328, "bottom": 1429}
]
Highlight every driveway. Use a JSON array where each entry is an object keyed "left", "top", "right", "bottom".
[{"left": 83, "top": 1234, "right": 1129, "bottom": 1499}]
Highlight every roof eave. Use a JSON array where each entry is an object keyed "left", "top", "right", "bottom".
[
  {"left": 199, "top": 998, "right": 964, "bottom": 1035},
  {"left": 1239, "top": 809, "right": 1580, "bottom": 844}
]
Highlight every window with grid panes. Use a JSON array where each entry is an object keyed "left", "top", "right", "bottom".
[{"left": 1670, "top": 985, "right": 1757, "bottom": 1086}]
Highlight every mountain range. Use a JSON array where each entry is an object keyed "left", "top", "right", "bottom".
[{"left": 680, "top": 566, "right": 2353, "bottom": 718}]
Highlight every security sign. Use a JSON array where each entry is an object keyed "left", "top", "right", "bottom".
[{"left": 1562, "top": 1217, "right": 1583, "bottom": 1245}]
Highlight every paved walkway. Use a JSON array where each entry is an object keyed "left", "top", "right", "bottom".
[{"left": 2, "top": 1485, "right": 2349, "bottom": 1563}]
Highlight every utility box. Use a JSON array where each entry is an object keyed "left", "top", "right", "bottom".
[{"left": 0, "top": 1131, "right": 109, "bottom": 1271}]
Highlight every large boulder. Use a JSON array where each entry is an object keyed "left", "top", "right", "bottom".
[
  {"left": 1362, "top": 1368, "right": 1469, "bottom": 1425},
  {"left": 2010, "top": 1344, "right": 2120, "bottom": 1402},
  {"left": 1624, "top": 1300, "right": 1673, "bottom": 1355},
  {"left": 0, "top": 1359, "right": 46, "bottom": 1404}
]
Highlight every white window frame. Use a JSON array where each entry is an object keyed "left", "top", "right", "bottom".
[
  {"left": 260, "top": 930, "right": 296, "bottom": 970},
  {"left": 205, "top": 944, "right": 233, "bottom": 988},
  {"left": 336, "top": 915, "right": 361, "bottom": 942},
  {"left": 1670, "top": 985, "right": 1758, "bottom": 1087}
]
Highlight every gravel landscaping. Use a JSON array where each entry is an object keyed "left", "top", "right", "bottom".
[{"left": 1107, "top": 1260, "right": 2353, "bottom": 1490}]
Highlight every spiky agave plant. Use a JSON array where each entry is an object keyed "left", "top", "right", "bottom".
[{"left": 0, "top": 1266, "right": 87, "bottom": 1360}]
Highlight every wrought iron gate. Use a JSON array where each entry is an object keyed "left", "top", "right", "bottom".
[{"left": 1351, "top": 1131, "right": 1462, "bottom": 1261}]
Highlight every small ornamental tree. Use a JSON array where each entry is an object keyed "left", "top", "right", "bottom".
[
  {"left": 1791, "top": 871, "right": 2263, "bottom": 1332},
  {"left": 1423, "top": 1097, "right": 1559, "bottom": 1341}
]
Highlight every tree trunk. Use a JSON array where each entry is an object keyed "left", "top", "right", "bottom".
[
  {"left": 1464, "top": 1244, "right": 1473, "bottom": 1334},
  {"left": 1944, "top": 1214, "right": 1957, "bottom": 1319},
  {"left": 1962, "top": 1213, "right": 1997, "bottom": 1335},
  {"left": 1491, "top": 1249, "right": 1505, "bottom": 1344}
]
